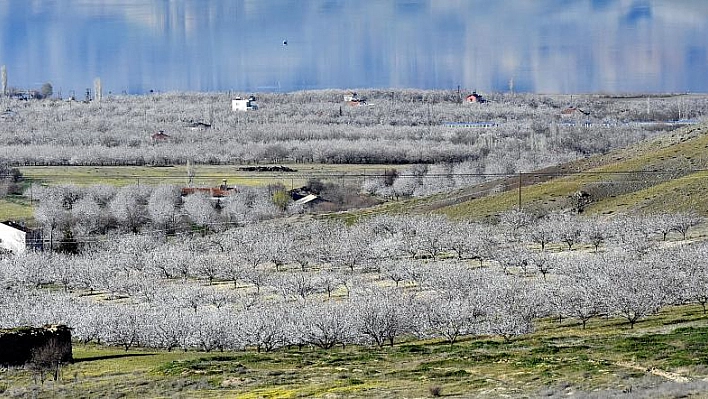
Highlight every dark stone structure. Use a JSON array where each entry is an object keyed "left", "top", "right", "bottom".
[{"left": 0, "top": 325, "right": 72, "bottom": 367}]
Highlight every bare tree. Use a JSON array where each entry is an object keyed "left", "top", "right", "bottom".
[
  {"left": 424, "top": 294, "right": 484, "bottom": 345},
  {"left": 240, "top": 305, "right": 288, "bottom": 353},
  {"left": 527, "top": 216, "right": 555, "bottom": 251},
  {"left": 582, "top": 216, "right": 612, "bottom": 252},
  {"left": 599, "top": 256, "right": 669, "bottom": 328},
  {"left": 553, "top": 214, "right": 582, "bottom": 250},
  {"left": 299, "top": 301, "right": 354, "bottom": 349},
  {"left": 276, "top": 272, "right": 318, "bottom": 300},
  {"left": 35, "top": 197, "right": 70, "bottom": 252},
  {"left": 27, "top": 338, "right": 68, "bottom": 383},
  {"left": 670, "top": 212, "right": 702, "bottom": 240}
]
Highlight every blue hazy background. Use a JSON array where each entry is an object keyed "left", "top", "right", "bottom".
[{"left": 1, "top": 0, "right": 707, "bottom": 95}]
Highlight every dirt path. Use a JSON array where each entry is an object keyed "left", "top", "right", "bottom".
[{"left": 615, "top": 361, "right": 689, "bottom": 383}]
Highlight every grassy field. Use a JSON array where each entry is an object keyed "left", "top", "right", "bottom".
[
  {"left": 2, "top": 304, "right": 707, "bottom": 398},
  {"left": 0, "top": 197, "right": 33, "bottom": 220},
  {"left": 20, "top": 164, "right": 396, "bottom": 189}
]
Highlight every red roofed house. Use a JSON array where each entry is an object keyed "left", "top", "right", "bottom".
[
  {"left": 151, "top": 131, "right": 170, "bottom": 143},
  {"left": 181, "top": 180, "right": 236, "bottom": 200},
  {"left": 560, "top": 106, "right": 590, "bottom": 117},
  {"left": 465, "top": 91, "right": 486, "bottom": 103}
]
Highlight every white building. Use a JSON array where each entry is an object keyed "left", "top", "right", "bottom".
[
  {"left": 0, "top": 221, "right": 42, "bottom": 254},
  {"left": 231, "top": 96, "right": 258, "bottom": 112}
]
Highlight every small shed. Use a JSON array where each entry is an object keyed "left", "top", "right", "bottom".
[
  {"left": 0, "top": 221, "right": 43, "bottom": 254},
  {"left": 181, "top": 187, "right": 234, "bottom": 199},
  {"left": 560, "top": 106, "right": 590, "bottom": 117},
  {"left": 293, "top": 194, "right": 321, "bottom": 206},
  {"left": 442, "top": 121, "right": 497, "bottom": 128},
  {"left": 151, "top": 131, "right": 170, "bottom": 143},
  {"left": 232, "top": 96, "right": 258, "bottom": 112},
  {"left": 0, "top": 109, "right": 17, "bottom": 121},
  {"left": 343, "top": 91, "right": 366, "bottom": 106}
]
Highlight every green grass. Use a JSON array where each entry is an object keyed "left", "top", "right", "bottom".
[
  {"left": 430, "top": 123, "right": 708, "bottom": 219},
  {"left": 3, "top": 304, "right": 707, "bottom": 398},
  {"left": 0, "top": 197, "right": 33, "bottom": 220},
  {"left": 20, "top": 164, "right": 397, "bottom": 188},
  {"left": 586, "top": 170, "right": 708, "bottom": 215}
]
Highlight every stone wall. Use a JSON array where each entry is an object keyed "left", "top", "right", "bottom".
[{"left": 0, "top": 325, "right": 72, "bottom": 367}]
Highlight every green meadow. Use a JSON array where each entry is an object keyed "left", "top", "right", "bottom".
[{"left": 2, "top": 304, "right": 707, "bottom": 398}]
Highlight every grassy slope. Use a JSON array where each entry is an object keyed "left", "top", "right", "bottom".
[
  {"left": 2, "top": 304, "right": 707, "bottom": 398},
  {"left": 429, "top": 122, "right": 708, "bottom": 219}
]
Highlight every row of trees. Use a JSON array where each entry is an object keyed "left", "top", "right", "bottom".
[
  {"left": 29, "top": 183, "right": 704, "bottom": 259},
  {"left": 30, "top": 183, "right": 287, "bottom": 250},
  {"left": 1, "top": 238, "right": 706, "bottom": 352},
  {"left": 29, "top": 181, "right": 703, "bottom": 255},
  {"left": 1, "top": 209, "right": 706, "bottom": 352}
]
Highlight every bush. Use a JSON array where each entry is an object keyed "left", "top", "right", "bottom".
[{"left": 428, "top": 386, "right": 443, "bottom": 397}]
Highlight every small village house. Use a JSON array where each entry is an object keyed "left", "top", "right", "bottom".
[
  {"left": 0, "top": 221, "right": 43, "bottom": 254},
  {"left": 181, "top": 180, "right": 236, "bottom": 207},
  {"left": 232, "top": 96, "right": 258, "bottom": 111},
  {"left": 560, "top": 106, "right": 590, "bottom": 118},
  {"left": 151, "top": 131, "right": 170, "bottom": 143},
  {"left": 343, "top": 91, "right": 366, "bottom": 106},
  {"left": 343, "top": 91, "right": 358, "bottom": 102},
  {"left": 465, "top": 91, "right": 486, "bottom": 103}
]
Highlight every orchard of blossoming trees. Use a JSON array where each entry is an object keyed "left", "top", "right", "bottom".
[
  {"left": 1, "top": 209, "right": 705, "bottom": 353},
  {"left": 1, "top": 89, "right": 707, "bottom": 362},
  {"left": 0, "top": 91, "right": 705, "bottom": 170}
]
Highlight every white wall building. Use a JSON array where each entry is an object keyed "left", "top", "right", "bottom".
[
  {"left": 231, "top": 96, "right": 258, "bottom": 111},
  {"left": 0, "top": 221, "right": 42, "bottom": 254}
]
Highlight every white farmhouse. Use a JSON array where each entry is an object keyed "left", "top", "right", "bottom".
[
  {"left": 0, "top": 221, "right": 43, "bottom": 254},
  {"left": 231, "top": 96, "right": 258, "bottom": 112}
]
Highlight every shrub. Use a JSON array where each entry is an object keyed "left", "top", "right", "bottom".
[{"left": 428, "top": 385, "right": 443, "bottom": 397}]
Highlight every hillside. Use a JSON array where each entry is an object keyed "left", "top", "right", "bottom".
[{"left": 353, "top": 121, "right": 708, "bottom": 220}]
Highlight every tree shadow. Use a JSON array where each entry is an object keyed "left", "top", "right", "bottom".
[{"left": 72, "top": 353, "right": 155, "bottom": 363}]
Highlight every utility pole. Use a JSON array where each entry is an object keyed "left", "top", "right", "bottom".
[
  {"left": 1, "top": 65, "right": 6, "bottom": 97},
  {"left": 518, "top": 173, "right": 522, "bottom": 210}
]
